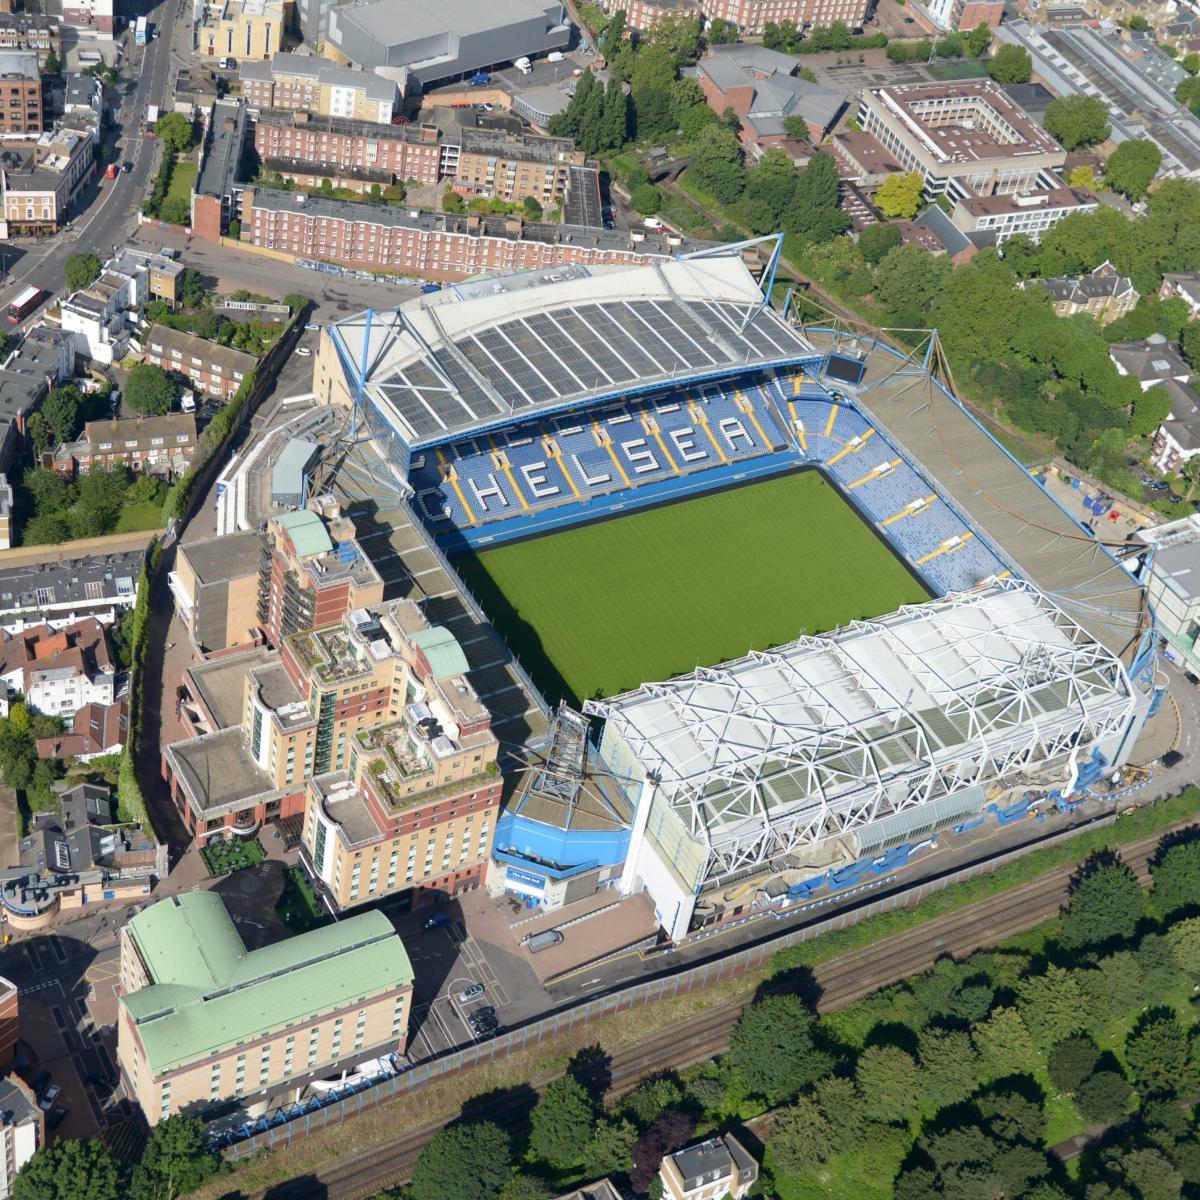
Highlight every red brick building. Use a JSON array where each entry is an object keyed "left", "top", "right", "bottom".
[
  {"left": 52, "top": 414, "right": 198, "bottom": 479},
  {"left": 140, "top": 325, "right": 256, "bottom": 400}
]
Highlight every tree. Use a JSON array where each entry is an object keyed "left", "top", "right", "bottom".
[
  {"left": 1048, "top": 1033, "right": 1101, "bottom": 1094},
  {"left": 630, "top": 1111, "right": 694, "bottom": 1193},
  {"left": 1075, "top": 1069, "right": 1134, "bottom": 1122},
  {"left": 621, "top": 1076, "right": 684, "bottom": 1128},
  {"left": 688, "top": 125, "right": 745, "bottom": 205},
  {"left": 154, "top": 112, "right": 195, "bottom": 154},
  {"left": 529, "top": 1075, "right": 597, "bottom": 1169},
  {"left": 41, "top": 386, "right": 81, "bottom": 446},
  {"left": 64, "top": 252, "right": 101, "bottom": 291},
  {"left": 1165, "top": 917, "right": 1200, "bottom": 978},
  {"left": 631, "top": 183, "right": 661, "bottom": 214},
  {"left": 130, "top": 1117, "right": 217, "bottom": 1200},
  {"left": 523, "top": 195, "right": 543, "bottom": 220},
  {"left": 874, "top": 171, "right": 924, "bottom": 219},
  {"left": 25, "top": 411, "right": 47, "bottom": 458},
  {"left": 410, "top": 1122, "right": 512, "bottom": 1200},
  {"left": 855, "top": 1044, "right": 921, "bottom": 1124},
  {"left": 857, "top": 222, "right": 902, "bottom": 265},
  {"left": 783, "top": 151, "right": 849, "bottom": 242},
  {"left": 783, "top": 114, "right": 811, "bottom": 141},
  {"left": 21, "top": 511, "right": 69, "bottom": 546},
  {"left": 1017, "top": 964, "right": 1086, "bottom": 1050},
  {"left": 42, "top": 47, "right": 59, "bottom": 75},
  {"left": 1132, "top": 387, "right": 1171, "bottom": 437},
  {"left": 583, "top": 1118, "right": 637, "bottom": 1177},
  {"left": 1177, "top": 75, "right": 1200, "bottom": 115},
  {"left": 966, "top": 22, "right": 992, "bottom": 57},
  {"left": 989, "top": 43, "right": 1032, "bottom": 84},
  {"left": 73, "top": 467, "right": 129, "bottom": 539},
  {"left": 1068, "top": 164, "right": 1098, "bottom": 190},
  {"left": 918, "top": 1027, "right": 980, "bottom": 1109},
  {"left": 707, "top": 17, "right": 737, "bottom": 44},
  {"left": 442, "top": 188, "right": 465, "bottom": 214},
  {"left": 1125, "top": 1013, "right": 1197, "bottom": 1096},
  {"left": 178, "top": 267, "right": 208, "bottom": 309},
  {"left": 1150, "top": 839, "right": 1200, "bottom": 918},
  {"left": 814, "top": 1075, "right": 867, "bottom": 1153},
  {"left": 12, "top": 1139, "right": 123, "bottom": 1200},
  {"left": 1044, "top": 95, "right": 1112, "bottom": 150},
  {"left": 874, "top": 244, "right": 952, "bottom": 326},
  {"left": 1185, "top": 51, "right": 1200, "bottom": 75},
  {"left": 768, "top": 1095, "right": 834, "bottom": 1175},
  {"left": 125, "top": 363, "right": 176, "bottom": 415},
  {"left": 1059, "top": 851, "right": 1145, "bottom": 952},
  {"left": 726, "top": 995, "right": 833, "bottom": 1104},
  {"left": 974, "top": 1006, "right": 1039, "bottom": 1081},
  {"left": 1105, "top": 139, "right": 1162, "bottom": 201},
  {"left": 159, "top": 198, "right": 190, "bottom": 226},
  {"left": 646, "top": 12, "right": 703, "bottom": 65}
]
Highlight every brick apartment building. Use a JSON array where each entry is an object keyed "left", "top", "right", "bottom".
[
  {"left": 140, "top": 325, "right": 257, "bottom": 400},
  {"left": 0, "top": 15, "right": 61, "bottom": 67},
  {"left": 239, "top": 186, "right": 683, "bottom": 280},
  {"left": 240, "top": 52, "right": 398, "bottom": 123},
  {"left": 117, "top": 893, "right": 413, "bottom": 1124},
  {"left": 53, "top": 414, "right": 198, "bottom": 479},
  {"left": 598, "top": 0, "right": 869, "bottom": 34},
  {"left": 0, "top": 121, "right": 96, "bottom": 236},
  {"left": 0, "top": 51, "right": 41, "bottom": 136}
]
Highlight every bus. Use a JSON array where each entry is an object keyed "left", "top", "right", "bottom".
[
  {"left": 6, "top": 286, "right": 44, "bottom": 324},
  {"left": 135, "top": 16, "right": 147, "bottom": 44}
]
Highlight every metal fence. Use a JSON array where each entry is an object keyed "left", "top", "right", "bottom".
[{"left": 225, "top": 805, "right": 1125, "bottom": 1161}]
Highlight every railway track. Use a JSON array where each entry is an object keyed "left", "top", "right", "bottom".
[{"left": 252, "top": 817, "right": 1182, "bottom": 1200}]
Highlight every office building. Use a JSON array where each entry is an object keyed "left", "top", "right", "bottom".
[
  {"left": 170, "top": 529, "right": 267, "bottom": 655},
  {"left": 200, "top": 0, "right": 283, "bottom": 62},
  {"left": 238, "top": 187, "right": 688, "bottom": 279},
  {"left": 949, "top": 184, "right": 1097, "bottom": 243},
  {"left": 240, "top": 53, "right": 397, "bottom": 123},
  {"left": 320, "top": 0, "right": 569, "bottom": 89},
  {"left": 117, "top": 893, "right": 413, "bottom": 1124}
]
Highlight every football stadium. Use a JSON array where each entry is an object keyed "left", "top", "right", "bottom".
[{"left": 316, "top": 242, "right": 1160, "bottom": 940}]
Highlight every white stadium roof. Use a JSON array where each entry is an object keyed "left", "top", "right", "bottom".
[
  {"left": 330, "top": 255, "right": 815, "bottom": 446},
  {"left": 587, "top": 581, "right": 1138, "bottom": 886}
]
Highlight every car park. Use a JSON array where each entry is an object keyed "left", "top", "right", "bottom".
[
  {"left": 456, "top": 983, "right": 485, "bottom": 1005},
  {"left": 39, "top": 1084, "right": 60, "bottom": 1112}
]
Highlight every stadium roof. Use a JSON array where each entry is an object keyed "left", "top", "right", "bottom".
[
  {"left": 587, "top": 582, "right": 1138, "bottom": 885},
  {"left": 330, "top": 254, "right": 816, "bottom": 446},
  {"left": 123, "top": 893, "right": 412, "bottom": 1074}
]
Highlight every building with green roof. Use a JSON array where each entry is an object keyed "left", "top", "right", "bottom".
[{"left": 117, "top": 892, "right": 413, "bottom": 1125}]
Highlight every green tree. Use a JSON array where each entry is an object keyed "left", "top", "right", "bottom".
[
  {"left": 12, "top": 1139, "right": 123, "bottom": 1200},
  {"left": 669, "top": 77, "right": 706, "bottom": 127},
  {"left": 688, "top": 125, "right": 745, "bottom": 205},
  {"left": 783, "top": 151, "right": 849, "bottom": 242},
  {"left": 42, "top": 47, "right": 59, "bottom": 75},
  {"left": 1068, "top": 164, "right": 1098, "bottom": 189},
  {"left": 763, "top": 20, "right": 801, "bottom": 52},
  {"left": 966, "top": 22, "right": 992, "bottom": 57},
  {"left": 41, "top": 386, "right": 81, "bottom": 445},
  {"left": 73, "top": 467, "right": 130, "bottom": 538},
  {"left": 918, "top": 1027, "right": 980, "bottom": 1109},
  {"left": 988, "top": 43, "right": 1032, "bottom": 83},
  {"left": 125, "top": 363, "right": 176, "bottom": 415},
  {"left": 154, "top": 111, "right": 195, "bottom": 154},
  {"left": 1048, "top": 1033, "right": 1101, "bottom": 1094},
  {"left": 1105, "top": 139, "right": 1163, "bottom": 201},
  {"left": 25, "top": 411, "right": 47, "bottom": 457},
  {"left": 600, "top": 76, "right": 629, "bottom": 150},
  {"left": 875, "top": 244, "right": 952, "bottom": 326},
  {"left": 1044, "top": 95, "right": 1112, "bottom": 150},
  {"left": 1017, "top": 964, "right": 1085, "bottom": 1050},
  {"left": 529, "top": 1076, "right": 597, "bottom": 1169},
  {"left": 782, "top": 114, "right": 811, "bottom": 141},
  {"left": 1185, "top": 51, "right": 1200, "bottom": 75},
  {"left": 499, "top": 1177, "right": 552, "bottom": 1200},
  {"left": 410, "top": 1123, "right": 512, "bottom": 1200},
  {"left": 814, "top": 1075, "right": 867, "bottom": 1153},
  {"left": 160, "top": 198, "right": 190, "bottom": 226},
  {"left": 874, "top": 171, "right": 924, "bottom": 219},
  {"left": 858, "top": 222, "right": 903, "bottom": 264},
  {"left": 1131, "top": 386, "right": 1171, "bottom": 437},
  {"left": 621, "top": 1076, "right": 684, "bottom": 1128},
  {"left": 726, "top": 994, "right": 833, "bottom": 1104},
  {"left": 631, "top": 183, "right": 661, "bottom": 214},
  {"left": 583, "top": 1117, "right": 637, "bottom": 1177},
  {"left": 1060, "top": 851, "right": 1145, "bottom": 952},
  {"left": 24, "top": 467, "right": 73, "bottom": 514},
  {"left": 974, "top": 1006, "right": 1039, "bottom": 1081},
  {"left": 523, "top": 195, "right": 543, "bottom": 220},
  {"left": 856, "top": 1044, "right": 921, "bottom": 1124},
  {"left": 64, "top": 252, "right": 101, "bottom": 291},
  {"left": 1126, "top": 1013, "right": 1197, "bottom": 1096},
  {"left": 1075, "top": 1069, "right": 1134, "bottom": 1122},
  {"left": 1165, "top": 916, "right": 1200, "bottom": 978},
  {"left": 743, "top": 148, "right": 799, "bottom": 227},
  {"left": 179, "top": 267, "right": 208, "bottom": 309},
  {"left": 646, "top": 12, "right": 703, "bottom": 65},
  {"left": 768, "top": 1095, "right": 834, "bottom": 1175},
  {"left": 681, "top": 103, "right": 717, "bottom": 140},
  {"left": 130, "top": 1116, "right": 218, "bottom": 1200},
  {"left": 442, "top": 188, "right": 465, "bottom": 214},
  {"left": 706, "top": 17, "right": 737, "bottom": 43},
  {"left": 1150, "top": 839, "right": 1200, "bottom": 917},
  {"left": 21, "top": 511, "right": 69, "bottom": 546}
]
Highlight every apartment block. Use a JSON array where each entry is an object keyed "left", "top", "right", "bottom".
[
  {"left": 240, "top": 53, "right": 397, "bottom": 123},
  {"left": 239, "top": 187, "right": 685, "bottom": 280},
  {"left": 53, "top": 414, "right": 198, "bottom": 479},
  {"left": 301, "top": 600, "right": 500, "bottom": 911},
  {"left": 0, "top": 51, "right": 40, "bottom": 136},
  {"left": 0, "top": 618, "right": 116, "bottom": 718},
  {"left": 170, "top": 529, "right": 267, "bottom": 655},
  {"left": 0, "top": 475, "right": 11, "bottom": 551},
  {"left": 0, "top": 15, "right": 60, "bottom": 66},
  {"left": 452, "top": 128, "right": 584, "bottom": 204},
  {"left": 117, "top": 893, "right": 413, "bottom": 1125},
  {"left": 200, "top": 0, "right": 283, "bottom": 62},
  {"left": 0, "top": 1073, "right": 40, "bottom": 1198},
  {"left": 1023, "top": 261, "right": 1138, "bottom": 325},
  {"left": 140, "top": 325, "right": 257, "bottom": 399},
  {"left": 599, "top": 0, "right": 868, "bottom": 34},
  {"left": 0, "top": 121, "right": 95, "bottom": 237}
]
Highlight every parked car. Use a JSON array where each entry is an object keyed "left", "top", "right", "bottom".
[
  {"left": 526, "top": 929, "right": 563, "bottom": 952},
  {"left": 39, "top": 1084, "right": 60, "bottom": 1112},
  {"left": 456, "top": 983, "right": 485, "bottom": 1005},
  {"left": 218, "top": 56, "right": 237, "bottom": 69},
  {"left": 304, "top": 323, "right": 320, "bottom": 332},
  {"left": 423, "top": 911, "right": 451, "bottom": 930},
  {"left": 32, "top": 1070, "right": 50, "bottom": 1099},
  {"left": 1186, "top": 672, "right": 1200, "bottom": 686},
  {"left": 296, "top": 347, "right": 312, "bottom": 357},
  {"left": 47, "top": 1107, "right": 68, "bottom": 1130}
]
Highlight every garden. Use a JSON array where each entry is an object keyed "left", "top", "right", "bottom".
[
  {"left": 275, "top": 864, "right": 330, "bottom": 933},
  {"left": 201, "top": 835, "right": 265, "bottom": 877}
]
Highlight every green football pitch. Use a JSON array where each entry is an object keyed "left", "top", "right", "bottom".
[{"left": 453, "top": 471, "right": 930, "bottom": 707}]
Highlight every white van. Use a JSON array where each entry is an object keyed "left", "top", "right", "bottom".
[
  {"left": 180, "top": 390, "right": 196, "bottom": 413},
  {"left": 514, "top": 56, "right": 533, "bottom": 74},
  {"left": 644, "top": 216, "right": 664, "bottom": 230},
  {"left": 547, "top": 51, "right": 564, "bottom": 62}
]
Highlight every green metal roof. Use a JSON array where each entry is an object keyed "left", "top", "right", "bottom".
[
  {"left": 276, "top": 508, "right": 333, "bottom": 558},
  {"left": 123, "top": 894, "right": 412, "bottom": 1076},
  {"left": 410, "top": 626, "right": 469, "bottom": 679}
]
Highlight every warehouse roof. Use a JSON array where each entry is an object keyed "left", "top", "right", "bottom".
[{"left": 123, "top": 893, "right": 413, "bottom": 1073}]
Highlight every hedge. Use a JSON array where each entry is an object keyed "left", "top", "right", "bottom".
[{"left": 117, "top": 540, "right": 159, "bottom": 831}]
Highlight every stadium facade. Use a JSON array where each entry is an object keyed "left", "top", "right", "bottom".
[{"left": 314, "top": 243, "right": 1158, "bottom": 941}]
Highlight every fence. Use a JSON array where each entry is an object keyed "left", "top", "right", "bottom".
[{"left": 225, "top": 804, "right": 1125, "bottom": 1161}]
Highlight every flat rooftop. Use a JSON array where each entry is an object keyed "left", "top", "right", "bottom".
[
  {"left": 181, "top": 529, "right": 264, "bottom": 586},
  {"left": 867, "top": 79, "right": 1063, "bottom": 165},
  {"left": 167, "top": 726, "right": 282, "bottom": 816},
  {"left": 312, "top": 771, "right": 384, "bottom": 847},
  {"left": 187, "top": 645, "right": 277, "bottom": 731}
]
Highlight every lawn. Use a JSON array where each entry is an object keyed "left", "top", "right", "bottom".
[
  {"left": 165, "top": 158, "right": 197, "bottom": 207},
  {"left": 114, "top": 502, "right": 165, "bottom": 533},
  {"left": 927, "top": 60, "right": 990, "bottom": 80},
  {"left": 275, "top": 864, "right": 331, "bottom": 934},
  {"left": 453, "top": 471, "right": 929, "bottom": 706},
  {"left": 201, "top": 835, "right": 265, "bottom": 877}
]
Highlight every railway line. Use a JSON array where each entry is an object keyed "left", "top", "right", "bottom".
[{"left": 252, "top": 816, "right": 1182, "bottom": 1200}]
